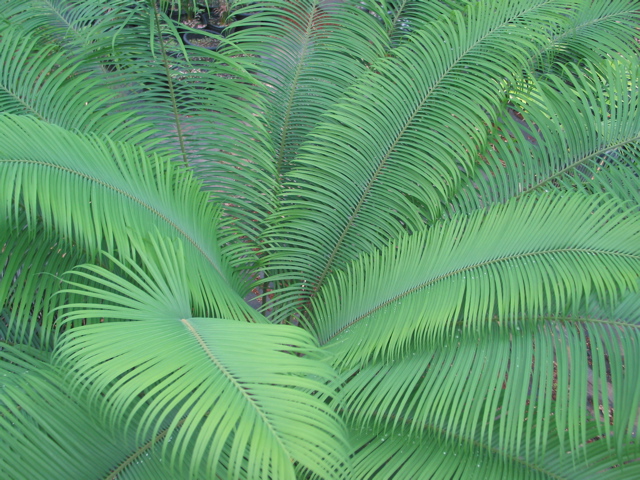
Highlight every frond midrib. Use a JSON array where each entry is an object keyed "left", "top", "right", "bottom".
[
  {"left": 151, "top": 2, "right": 188, "bottom": 164},
  {"left": 36, "top": 0, "right": 74, "bottom": 38},
  {"left": 516, "top": 135, "right": 640, "bottom": 198},
  {"left": 273, "top": 6, "right": 316, "bottom": 178},
  {"left": 549, "top": 8, "right": 637, "bottom": 48},
  {"left": 2, "top": 158, "right": 228, "bottom": 283},
  {"left": 353, "top": 410, "right": 566, "bottom": 480},
  {"left": 387, "top": 0, "right": 410, "bottom": 38},
  {"left": 307, "top": 0, "right": 555, "bottom": 303},
  {"left": 325, "top": 247, "right": 640, "bottom": 343},
  {"left": 180, "top": 318, "right": 293, "bottom": 460},
  {"left": 0, "top": 81, "right": 47, "bottom": 121},
  {"left": 104, "top": 417, "right": 187, "bottom": 480}
]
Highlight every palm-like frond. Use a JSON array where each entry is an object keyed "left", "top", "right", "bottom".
[
  {"left": 451, "top": 61, "right": 640, "bottom": 214},
  {"left": 313, "top": 192, "right": 640, "bottom": 469},
  {"left": 314, "top": 194, "right": 640, "bottom": 367},
  {"left": 346, "top": 418, "right": 640, "bottom": 480},
  {"left": 533, "top": 0, "right": 640, "bottom": 74},
  {"left": 2, "top": 0, "right": 279, "bottom": 251},
  {"left": 367, "top": 0, "right": 467, "bottom": 47},
  {"left": 56, "top": 236, "right": 349, "bottom": 480},
  {"left": 0, "top": 115, "right": 256, "bottom": 319},
  {"left": 264, "top": 0, "right": 574, "bottom": 321},
  {"left": 230, "top": 0, "right": 387, "bottom": 181},
  {"left": 0, "top": 344, "right": 216, "bottom": 479},
  {"left": 0, "top": 219, "right": 90, "bottom": 349},
  {"left": 1, "top": 0, "right": 639, "bottom": 477},
  {"left": 0, "top": 28, "right": 151, "bottom": 144},
  {"left": 0, "top": 346, "right": 130, "bottom": 479},
  {"left": 337, "top": 310, "right": 640, "bottom": 462}
]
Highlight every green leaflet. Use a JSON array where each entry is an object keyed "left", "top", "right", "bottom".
[
  {"left": 230, "top": 0, "right": 387, "bottom": 179},
  {"left": 337, "top": 312, "right": 640, "bottom": 464},
  {"left": 265, "top": 0, "right": 573, "bottom": 322},
  {"left": 0, "top": 345, "right": 211, "bottom": 480},
  {"left": 346, "top": 418, "right": 640, "bottom": 480},
  {"left": 0, "top": 114, "right": 255, "bottom": 320},
  {"left": 451, "top": 61, "right": 640, "bottom": 214},
  {"left": 1, "top": 0, "right": 639, "bottom": 477},
  {"left": 55, "top": 236, "right": 348, "bottom": 480},
  {"left": 316, "top": 194, "right": 640, "bottom": 368}
]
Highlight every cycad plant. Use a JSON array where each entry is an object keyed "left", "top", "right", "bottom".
[{"left": 1, "top": 0, "right": 640, "bottom": 478}]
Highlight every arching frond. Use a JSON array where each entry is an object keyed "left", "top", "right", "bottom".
[
  {"left": 346, "top": 419, "right": 640, "bottom": 480},
  {"left": 2, "top": 0, "right": 279, "bottom": 252},
  {"left": 1, "top": 1, "right": 638, "bottom": 477},
  {"left": 0, "top": 219, "right": 89, "bottom": 349},
  {"left": 264, "top": 0, "right": 572, "bottom": 321},
  {"left": 0, "top": 115, "right": 255, "bottom": 319},
  {"left": 0, "top": 346, "right": 131, "bottom": 479},
  {"left": 450, "top": 61, "right": 640, "bottom": 214},
  {"left": 230, "top": 0, "right": 387, "bottom": 180},
  {"left": 315, "top": 194, "right": 640, "bottom": 369},
  {"left": 0, "top": 28, "right": 151, "bottom": 144},
  {"left": 365, "top": 0, "right": 468, "bottom": 48},
  {"left": 337, "top": 305, "right": 640, "bottom": 463},
  {"left": 0, "top": 344, "right": 214, "bottom": 479},
  {"left": 533, "top": 0, "right": 640, "bottom": 74},
  {"left": 56, "top": 236, "right": 349, "bottom": 480}
]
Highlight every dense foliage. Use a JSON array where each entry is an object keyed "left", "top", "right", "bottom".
[{"left": 1, "top": 0, "right": 640, "bottom": 478}]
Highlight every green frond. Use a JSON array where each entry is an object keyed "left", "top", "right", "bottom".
[
  {"left": 337, "top": 308, "right": 640, "bottom": 463},
  {"left": 1, "top": 1, "right": 638, "bottom": 477},
  {"left": 55, "top": 237, "right": 349, "bottom": 480},
  {"left": 0, "top": 219, "right": 89, "bottom": 349},
  {"left": 0, "top": 346, "right": 125, "bottom": 479},
  {"left": 315, "top": 194, "right": 640, "bottom": 368},
  {"left": 264, "top": 0, "right": 573, "bottom": 321},
  {"left": 0, "top": 344, "right": 215, "bottom": 479},
  {"left": 451, "top": 61, "right": 640, "bottom": 214},
  {"left": 534, "top": 0, "right": 640, "bottom": 74},
  {"left": 0, "top": 1, "right": 158, "bottom": 84},
  {"left": 0, "top": 115, "right": 256, "bottom": 319},
  {"left": 346, "top": 419, "right": 640, "bottom": 480},
  {"left": 0, "top": 28, "right": 152, "bottom": 144},
  {"left": 366, "top": 0, "right": 469, "bottom": 48},
  {"left": 2, "top": 0, "right": 279, "bottom": 250},
  {"left": 230, "top": 0, "right": 387, "bottom": 179}
]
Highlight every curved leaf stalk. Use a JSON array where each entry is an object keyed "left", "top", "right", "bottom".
[
  {"left": 266, "top": 0, "right": 566, "bottom": 323},
  {"left": 104, "top": 417, "right": 187, "bottom": 480},
  {"left": 150, "top": 0, "right": 188, "bottom": 165},
  {"left": 314, "top": 194, "right": 640, "bottom": 366}
]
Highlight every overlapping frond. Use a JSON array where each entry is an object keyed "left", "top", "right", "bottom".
[
  {"left": 0, "top": 219, "right": 90, "bottom": 349},
  {"left": 0, "top": 345, "right": 213, "bottom": 479},
  {"left": 0, "top": 346, "right": 130, "bottom": 479},
  {"left": 1, "top": 1, "right": 638, "bottom": 477},
  {"left": 451, "top": 61, "right": 640, "bottom": 214},
  {"left": 0, "top": 115, "right": 256, "bottom": 319},
  {"left": 2, "top": 0, "right": 279, "bottom": 251},
  {"left": 365, "top": 0, "right": 468, "bottom": 48},
  {"left": 230, "top": 0, "right": 387, "bottom": 180},
  {"left": 55, "top": 236, "right": 349, "bottom": 480},
  {"left": 0, "top": 28, "right": 151, "bottom": 144},
  {"left": 0, "top": 0, "right": 114, "bottom": 47},
  {"left": 264, "top": 0, "right": 573, "bottom": 321},
  {"left": 346, "top": 419, "right": 640, "bottom": 480},
  {"left": 337, "top": 308, "right": 640, "bottom": 462},
  {"left": 533, "top": 0, "right": 640, "bottom": 74},
  {"left": 314, "top": 194, "right": 640, "bottom": 368}
]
